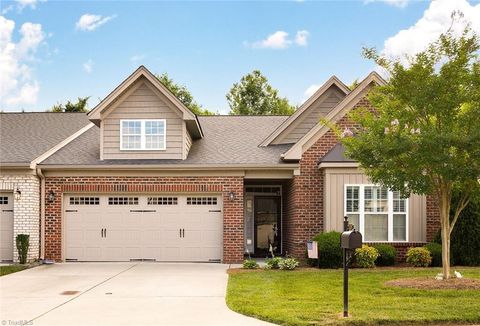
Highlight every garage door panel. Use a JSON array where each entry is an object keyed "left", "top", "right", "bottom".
[
  {"left": 125, "top": 247, "right": 142, "bottom": 260},
  {"left": 143, "top": 230, "right": 162, "bottom": 244},
  {"left": 85, "top": 247, "right": 102, "bottom": 261},
  {"left": 1, "top": 193, "right": 14, "bottom": 261},
  {"left": 163, "top": 247, "right": 181, "bottom": 261}
]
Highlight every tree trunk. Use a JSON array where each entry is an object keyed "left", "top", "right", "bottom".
[{"left": 439, "top": 189, "right": 451, "bottom": 279}]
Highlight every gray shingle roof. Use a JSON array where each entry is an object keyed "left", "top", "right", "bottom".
[
  {"left": 319, "top": 143, "right": 355, "bottom": 163},
  {"left": 0, "top": 112, "right": 91, "bottom": 164},
  {"left": 41, "top": 115, "right": 293, "bottom": 166}
]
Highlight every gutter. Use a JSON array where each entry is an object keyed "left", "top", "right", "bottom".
[
  {"left": 38, "top": 163, "right": 300, "bottom": 171},
  {"left": 36, "top": 167, "right": 46, "bottom": 260}
]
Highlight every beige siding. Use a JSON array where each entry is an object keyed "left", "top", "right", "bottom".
[
  {"left": 184, "top": 125, "right": 192, "bottom": 159},
  {"left": 323, "top": 168, "right": 426, "bottom": 242},
  {"left": 102, "top": 81, "right": 185, "bottom": 160},
  {"left": 273, "top": 87, "right": 345, "bottom": 145}
]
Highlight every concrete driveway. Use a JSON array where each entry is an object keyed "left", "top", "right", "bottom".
[{"left": 0, "top": 263, "right": 272, "bottom": 326}]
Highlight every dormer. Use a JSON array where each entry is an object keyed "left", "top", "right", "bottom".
[
  {"left": 260, "top": 76, "right": 350, "bottom": 146},
  {"left": 88, "top": 66, "right": 203, "bottom": 160}
]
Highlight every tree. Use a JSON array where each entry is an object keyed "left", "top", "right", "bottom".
[
  {"left": 340, "top": 21, "right": 480, "bottom": 279},
  {"left": 51, "top": 97, "right": 90, "bottom": 112},
  {"left": 156, "top": 73, "right": 215, "bottom": 115},
  {"left": 226, "top": 70, "right": 296, "bottom": 115}
]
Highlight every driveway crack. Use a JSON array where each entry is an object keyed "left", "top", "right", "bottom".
[{"left": 28, "top": 263, "right": 138, "bottom": 323}]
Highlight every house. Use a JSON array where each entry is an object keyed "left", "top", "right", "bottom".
[{"left": 0, "top": 66, "right": 440, "bottom": 263}]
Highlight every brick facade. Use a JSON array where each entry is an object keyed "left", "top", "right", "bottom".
[
  {"left": 44, "top": 176, "right": 244, "bottom": 264},
  {"left": 0, "top": 175, "right": 40, "bottom": 262},
  {"left": 426, "top": 195, "right": 441, "bottom": 242}
]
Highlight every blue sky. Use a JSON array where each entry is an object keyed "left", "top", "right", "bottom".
[{"left": 1, "top": 0, "right": 479, "bottom": 113}]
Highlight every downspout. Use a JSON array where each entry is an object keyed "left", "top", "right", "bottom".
[{"left": 36, "top": 167, "right": 46, "bottom": 260}]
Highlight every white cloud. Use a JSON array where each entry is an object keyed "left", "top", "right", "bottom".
[
  {"left": 83, "top": 59, "right": 93, "bottom": 73},
  {"left": 16, "top": 0, "right": 39, "bottom": 10},
  {"left": 1, "top": 5, "right": 14, "bottom": 14},
  {"left": 130, "top": 54, "right": 145, "bottom": 62},
  {"left": 75, "top": 14, "right": 115, "bottom": 32},
  {"left": 295, "top": 30, "right": 309, "bottom": 46},
  {"left": 364, "top": 0, "right": 410, "bottom": 8},
  {"left": 0, "top": 16, "right": 44, "bottom": 108},
  {"left": 302, "top": 84, "right": 320, "bottom": 102},
  {"left": 382, "top": 0, "right": 480, "bottom": 60}
]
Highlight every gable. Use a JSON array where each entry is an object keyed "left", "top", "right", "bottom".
[{"left": 271, "top": 85, "right": 346, "bottom": 144}]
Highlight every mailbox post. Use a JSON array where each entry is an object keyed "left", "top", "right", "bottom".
[{"left": 341, "top": 216, "right": 362, "bottom": 318}]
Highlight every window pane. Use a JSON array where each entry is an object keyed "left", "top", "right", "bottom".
[
  {"left": 346, "top": 186, "right": 359, "bottom": 213},
  {"left": 122, "top": 121, "right": 141, "bottom": 135},
  {"left": 393, "top": 214, "right": 406, "bottom": 241},
  {"left": 122, "top": 135, "right": 141, "bottom": 149},
  {"left": 145, "top": 135, "right": 164, "bottom": 149},
  {"left": 347, "top": 214, "right": 359, "bottom": 231},
  {"left": 364, "top": 214, "right": 388, "bottom": 241},
  {"left": 393, "top": 191, "right": 407, "bottom": 213},
  {"left": 145, "top": 121, "right": 164, "bottom": 135},
  {"left": 364, "top": 186, "right": 388, "bottom": 212}
]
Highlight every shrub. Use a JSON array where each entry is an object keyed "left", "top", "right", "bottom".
[
  {"left": 16, "top": 234, "right": 30, "bottom": 264},
  {"left": 355, "top": 245, "right": 379, "bottom": 268},
  {"left": 279, "top": 257, "right": 299, "bottom": 270},
  {"left": 265, "top": 257, "right": 283, "bottom": 270},
  {"left": 242, "top": 259, "right": 259, "bottom": 269},
  {"left": 406, "top": 247, "right": 432, "bottom": 267},
  {"left": 311, "top": 231, "right": 342, "bottom": 268},
  {"left": 373, "top": 244, "right": 396, "bottom": 266},
  {"left": 424, "top": 242, "right": 442, "bottom": 267}
]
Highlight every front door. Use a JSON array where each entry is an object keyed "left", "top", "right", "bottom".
[{"left": 254, "top": 196, "right": 281, "bottom": 256}]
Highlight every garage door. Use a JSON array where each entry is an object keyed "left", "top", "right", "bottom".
[
  {"left": 65, "top": 194, "right": 223, "bottom": 262},
  {"left": 0, "top": 193, "right": 14, "bottom": 262}
]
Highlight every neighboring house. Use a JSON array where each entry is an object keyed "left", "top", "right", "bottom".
[{"left": 0, "top": 66, "right": 440, "bottom": 263}]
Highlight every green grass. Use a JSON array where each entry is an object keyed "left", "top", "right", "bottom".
[
  {"left": 0, "top": 264, "right": 28, "bottom": 276},
  {"left": 226, "top": 267, "right": 480, "bottom": 325}
]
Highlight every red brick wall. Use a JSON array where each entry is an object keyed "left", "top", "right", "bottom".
[
  {"left": 366, "top": 242, "right": 427, "bottom": 263},
  {"left": 426, "top": 195, "right": 440, "bottom": 242},
  {"left": 44, "top": 176, "right": 244, "bottom": 263}
]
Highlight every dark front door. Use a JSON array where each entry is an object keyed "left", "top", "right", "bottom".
[{"left": 254, "top": 196, "right": 281, "bottom": 256}]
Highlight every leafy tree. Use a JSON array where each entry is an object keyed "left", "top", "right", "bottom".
[
  {"left": 156, "top": 73, "right": 215, "bottom": 115},
  {"left": 51, "top": 97, "right": 90, "bottom": 112},
  {"left": 227, "top": 70, "right": 296, "bottom": 115},
  {"left": 341, "top": 20, "right": 480, "bottom": 279}
]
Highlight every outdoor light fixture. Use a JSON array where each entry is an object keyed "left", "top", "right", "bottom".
[
  {"left": 14, "top": 188, "right": 21, "bottom": 201},
  {"left": 48, "top": 190, "right": 55, "bottom": 203},
  {"left": 228, "top": 191, "right": 236, "bottom": 201}
]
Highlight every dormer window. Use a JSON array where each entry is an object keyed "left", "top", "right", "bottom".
[{"left": 120, "top": 119, "right": 166, "bottom": 150}]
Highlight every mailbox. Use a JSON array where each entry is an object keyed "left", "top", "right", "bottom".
[{"left": 341, "top": 230, "right": 362, "bottom": 249}]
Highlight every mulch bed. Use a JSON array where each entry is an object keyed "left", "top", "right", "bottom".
[{"left": 385, "top": 277, "right": 480, "bottom": 290}]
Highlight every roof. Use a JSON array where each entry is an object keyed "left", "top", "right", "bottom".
[
  {"left": 41, "top": 115, "right": 294, "bottom": 167},
  {"left": 319, "top": 143, "right": 355, "bottom": 163},
  {"left": 0, "top": 112, "right": 91, "bottom": 165}
]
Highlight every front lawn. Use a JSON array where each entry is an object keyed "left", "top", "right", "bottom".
[
  {"left": 0, "top": 265, "right": 29, "bottom": 276},
  {"left": 226, "top": 267, "right": 480, "bottom": 325}
]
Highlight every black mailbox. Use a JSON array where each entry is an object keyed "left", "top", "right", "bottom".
[{"left": 341, "top": 230, "right": 362, "bottom": 249}]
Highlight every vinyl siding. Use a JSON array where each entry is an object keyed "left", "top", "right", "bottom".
[
  {"left": 184, "top": 125, "right": 192, "bottom": 159},
  {"left": 102, "top": 81, "right": 185, "bottom": 160},
  {"left": 273, "top": 87, "right": 345, "bottom": 145},
  {"left": 323, "top": 168, "right": 426, "bottom": 242}
]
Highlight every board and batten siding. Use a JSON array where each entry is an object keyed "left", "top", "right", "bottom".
[
  {"left": 323, "top": 168, "right": 427, "bottom": 242},
  {"left": 101, "top": 81, "right": 190, "bottom": 160},
  {"left": 273, "top": 87, "right": 345, "bottom": 145}
]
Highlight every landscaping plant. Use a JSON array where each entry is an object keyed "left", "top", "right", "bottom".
[
  {"left": 311, "top": 231, "right": 342, "bottom": 268},
  {"left": 16, "top": 234, "right": 29, "bottom": 264},
  {"left": 406, "top": 247, "right": 432, "bottom": 267},
  {"left": 278, "top": 257, "right": 299, "bottom": 270},
  {"left": 425, "top": 242, "right": 442, "bottom": 267},
  {"left": 243, "top": 259, "right": 259, "bottom": 269},
  {"left": 355, "top": 245, "right": 379, "bottom": 268},
  {"left": 341, "top": 15, "right": 480, "bottom": 278},
  {"left": 373, "top": 244, "right": 396, "bottom": 266},
  {"left": 264, "top": 257, "right": 283, "bottom": 270}
]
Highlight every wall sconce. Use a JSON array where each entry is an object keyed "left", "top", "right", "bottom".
[
  {"left": 228, "top": 191, "right": 236, "bottom": 201},
  {"left": 48, "top": 190, "right": 55, "bottom": 203},
  {"left": 14, "top": 188, "right": 21, "bottom": 201}
]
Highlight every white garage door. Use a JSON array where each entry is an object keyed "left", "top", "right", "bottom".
[
  {"left": 65, "top": 194, "right": 223, "bottom": 262},
  {"left": 0, "top": 193, "right": 14, "bottom": 262}
]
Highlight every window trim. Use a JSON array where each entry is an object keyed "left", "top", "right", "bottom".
[
  {"left": 344, "top": 184, "right": 409, "bottom": 242},
  {"left": 120, "top": 119, "right": 166, "bottom": 151}
]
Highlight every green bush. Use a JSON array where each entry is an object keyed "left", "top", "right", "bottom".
[
  {"left": 373, "top": 244, "right": 396, "bottom": 266},
  {"left": 311, "top": 231, "right": 342, "bottom": 268},
  {"left": 16, "top": 234, "right": 29, "bottom": 264},
  {"left": 355, "top": 245, "right": 379, "bottom": 268},
  {"left": 279, "top": 257, "right": 299, "bottom": 270},
  {"left": 406, "top": 247, "right": 432, "bottom": 267},
  {"left": 242, "top": 259, "right": 259, "bottom": 269},
  {"left": 265, "top": 257, "right": 283, "bottom": 270},
  {"left": 424, "top": 242, "right": 442, "bottom": 267}
]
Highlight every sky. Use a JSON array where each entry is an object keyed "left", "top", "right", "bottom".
[{"left": 1, "top": 0, "right": 479, "bottom": 114}]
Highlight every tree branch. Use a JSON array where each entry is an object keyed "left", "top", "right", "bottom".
[{"left": 450, "top": 192, "right": 470, "bottom": 235}]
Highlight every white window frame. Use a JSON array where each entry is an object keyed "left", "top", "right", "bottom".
[
  {"left": 120, "top": 119, "right": 166, "bottom": 151},
  {"left": 344, "top": 184, "right": 409, "bottom": 242}
]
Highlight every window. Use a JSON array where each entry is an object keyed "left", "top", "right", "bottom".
[
  {"left": 108, "top": 197, "right": 139, "bottom": 205},
  {"left": 344, "top": 185, "right": 408, "bottom": 242},
  {"left": 0, "top": 196, "right": 9, "bottom": 205},
  {"left": 69, "top": 197, "right": 100, "bottom": 205},
  {"left": 187, "top": 197, "right": 217, "bottom": 205},
  {"left": 120, "top": 119, "right": 166, "bottom": 150},
  {"left": 147, "top": 197, "right": 178, "bottom": 205}
]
